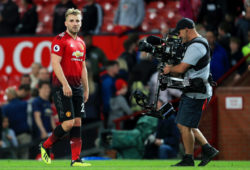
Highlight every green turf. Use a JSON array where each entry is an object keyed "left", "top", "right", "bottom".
[{"left": 0, "top": 160, "right": 249, "bottom": 170}]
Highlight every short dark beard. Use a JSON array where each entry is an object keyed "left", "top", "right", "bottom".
[{"left": 69, "top": 30, "right": 78, "bottom": 36}]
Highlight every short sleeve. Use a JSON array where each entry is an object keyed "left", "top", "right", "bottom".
[
  {"left": 82, "top": 41, "right": 86, "bottom": 61},
  {"left": 32, "top": 98, "right": 40, "bottom": 113},
  {"left": 79, "top": 39, "right": 86, "bottom": 61},
  {"left": 51, "top": 37, "right": 65, "bottom": 57},
  {"left": 182, "top": 43, "right": 207, "bottom": 65}
]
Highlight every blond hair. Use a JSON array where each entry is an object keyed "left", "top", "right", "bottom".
[{"left": 65, "top": 8, "right": 82, "bottom": 19}]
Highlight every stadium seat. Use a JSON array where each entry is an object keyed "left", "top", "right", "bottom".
[
  {"left": 101, "top": 21, "right": 114, "bottom": 33},
  {"left": 166, "top": 0, "right": 180, "bottom": 12},
  {"left": 0, "top": 75, "right": 8, "bottom": 91},
  {"left": 147, "top": 1, "right": 165, "bottom": 10},
  {"left": 8, "top": 75, "right": 21, "bottom": 88},
  {"left": 36, "top": 3, "right": 54, "bottom": 34}
]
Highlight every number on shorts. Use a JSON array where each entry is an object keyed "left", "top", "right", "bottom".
[{"left": 81, "top": 103, "right": 85, "bottom": 113}]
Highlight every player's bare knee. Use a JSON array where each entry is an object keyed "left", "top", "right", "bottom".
[
  {"left": 178, "top": 124, "right": 191, "bottom": 133},
  {"left": 192, "top": 128, "right": 198, "bottom": 134}
]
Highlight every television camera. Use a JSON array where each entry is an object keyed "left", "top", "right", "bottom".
[{"left": 132, "top": 34, "right": 190, "bottom": 119}]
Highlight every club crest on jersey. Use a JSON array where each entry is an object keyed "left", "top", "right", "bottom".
[
  {"left": 66, "top": 111, "right": 71, "bottom": 117},
  {"left": 72, "top": 51, "right": 84, "bottom": 58},
  {"left": 53, "top": 45, "right": 60, "bottom": 52}
]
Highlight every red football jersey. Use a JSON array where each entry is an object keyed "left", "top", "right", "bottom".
[{"left": 51, "top": 32, "right": 86, "bottom": 87}]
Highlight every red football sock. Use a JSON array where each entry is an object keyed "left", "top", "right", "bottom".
[
  {"left": 43, "top": 133, "right": 57, "bottom": 149},
  {"left": 43, "top": 125, "right": 67, "bottom": 149},
  {"left": 70, "top": 137, "right": 82, "bottom": 161}
]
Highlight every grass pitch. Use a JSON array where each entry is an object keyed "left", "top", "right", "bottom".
[{"left": 0, "top": 160, "right": 249, "bottom": 170}]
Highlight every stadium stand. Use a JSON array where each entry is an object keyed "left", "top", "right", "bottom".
[{"left": 12, "top": 0, "right": 182, "bottom": 34}]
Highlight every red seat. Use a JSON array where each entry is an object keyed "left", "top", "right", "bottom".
[
  {"left": 147, "top": 1, "right": 165, "bottom": 10},
  {"left": 166, "top": 1, "right": 180, "bottom": 12},
  {"left": 8, "top": 75, "right": 21, "bottom": 88},
  {"left": 101, "top": 22, "right": 114, "bottom": 33},
  {"left": 36, "top": 4, "right": 54, "bottom": 34},
  {"left": 0, "top": 75, "right": 8, "bottom": 91}
]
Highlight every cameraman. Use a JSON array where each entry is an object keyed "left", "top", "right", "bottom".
[{"left": 163, "top": 18, "right": 219, "bottom": 166}]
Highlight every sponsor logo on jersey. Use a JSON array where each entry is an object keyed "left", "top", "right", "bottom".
[{"left": 72, "top": 51, "right": 84, "bottom": 58}]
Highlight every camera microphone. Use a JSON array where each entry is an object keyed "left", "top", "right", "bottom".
[{"left": 146, "top": 35, "right": 165, "bottom": 45}]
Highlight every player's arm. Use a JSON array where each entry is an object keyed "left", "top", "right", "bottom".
[
  {"left": 51, "top": 53, "right": 72, "bottom": 97},
  {"left": 34, "top": 111, "right": 48, "bottom": 139},
  {"left": 81, "top": 61, "right": 89, "bottom": 103}
]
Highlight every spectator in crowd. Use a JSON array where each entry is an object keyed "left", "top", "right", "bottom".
[
  {"left": 1, "top": 87, "right": 31, "bottom": 159},
  {"left": 82, "top": 0, "right": 103, "bottom": 35},
  {"left": 101, "top": 60, "right": 120, "bottom": 128},
  {"left": 30, "top": 63, "right": 42, "bottom": 89},
  {"left": 206, "top": 30, "right": 230, "bottom": 81},
  {"left": 118, "top": 34, "right": 139, "bottom": 73},
  {"left": 0, "top": 0, "right": 19, "bottom": 36},
  {"left": 30, "top": 81, "right": 55, "bottom": 159},
  {"left": 179, "top": 0, "right": 201, "bottom": 21},
  {"left": 0, "top": 116, "right": 18, "bottom": 158},
  {"left": 129, "top": 51, "right": 157, "bottom": 86},
  {"left": 242, "top": 29, "right": 250, "bottom": 64},
  {"left": 84, "top": 63, "right": 101, "bottom": 122},
  {"left": 32, "top": 81, "right": 55, "bottom": 140},
  {"left": 229, "top": 37, "right": 248, "bottom": 82},
  {"left": 223, "top": 13, "right": 237, "bottom": 36},
  {"left": 217, "top": 22, "right": 231, "bottom": 56},
  {"left": 38, "top": 67, "right": 51, "bottom": 82},
  {"left": 113, "top": 0, "right": 145, "bottom": 35},
  {"left": 15, "top": 0, "right": 38, "bottom": 35},
  {"left": 17, "top": 84, "right": 31, "bottom": 101},
  {"left": 236, "top": 5, "right": 250, "bottom": 46},
  {"left": 31, "top": 67, "right": 51, "bottom": 98},
  {"left": 108, "top": 78, "right": 132, "bottom": 129},
  {"left": 84, "top": 34, "right": 108, "bottom": 83},
  {"left": 1, "top": 116, "right": 18, "bottom": 147},
  {"left": 197, "top": 0, "right": 224, "bottom": 31},
  {"left": 144, "top": 100, "right": 180, "bottom": 159},
  {"left": 53, "top": 0, "right": 76, "bottom": 34},
  {"left": 224, "top": 0, "right": 244, "bottom": 20},
  {"left": 20, "top": 74, "right": 31, "bottom": 86}
]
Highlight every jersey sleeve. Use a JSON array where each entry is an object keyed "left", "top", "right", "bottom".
[
  {"left": 51, "top": 36, "right": 65, "bottom": 57},
  {"left": 81, "top": 40, "right": 87, "bottom": 61}
]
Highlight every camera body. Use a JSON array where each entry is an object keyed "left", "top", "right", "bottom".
[{"left": 138, "top": 35, "right": 185, "bottom": 65}]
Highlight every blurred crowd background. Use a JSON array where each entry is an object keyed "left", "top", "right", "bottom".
[{"left": 0, "top": 0, "right": 249, "bottom": 160}]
